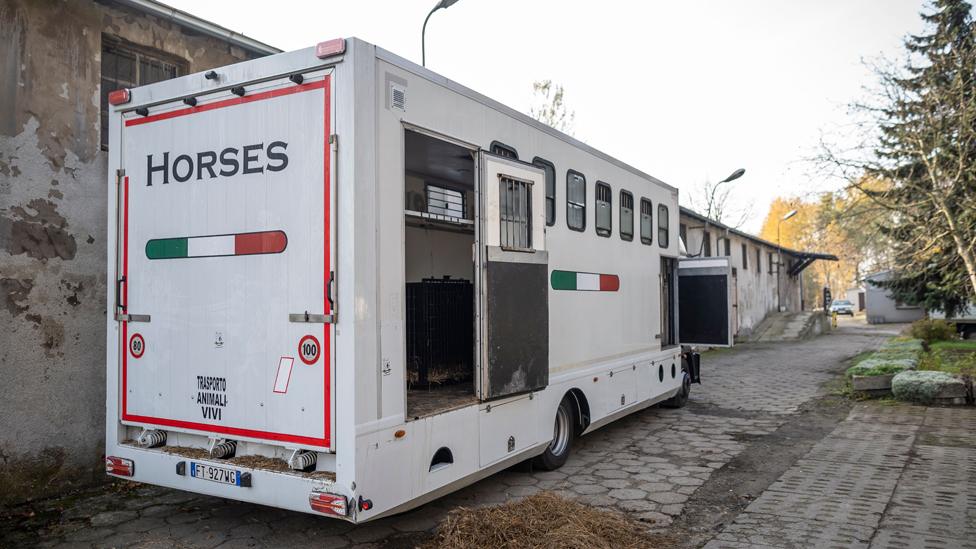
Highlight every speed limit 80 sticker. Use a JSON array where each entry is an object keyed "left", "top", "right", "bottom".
[
  {"left": 298, "top": 335, "right": 320, "bottom": 365},
  {"left": 129, "top": 333, "right": 146, "bottom": 359}
]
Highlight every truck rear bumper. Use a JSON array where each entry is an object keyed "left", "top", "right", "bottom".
[{"left": 106, "top": 443, "right": 349, "bottom": 520}]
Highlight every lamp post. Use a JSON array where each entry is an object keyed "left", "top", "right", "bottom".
[
  {"left": 777, "top": 209, "right": 798, "bottom": 312},
  {"left": 422, "top": 0, "right": 460, "bottom": 67},
  {"left": 693, "top": 168, "right": 745, "bottom": 257}
]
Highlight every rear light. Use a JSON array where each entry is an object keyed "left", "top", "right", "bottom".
[
  {"left": 105, "top": 456, "right": 134, "bottom": 477},
  {"left": 316, "top": 38, "right": 346, "bottom": 59},
  {"left": 108, "top": 88, "right": 131, "bottom": 106},
  {"left": 309, "top": 491, "right": 348, "bottom": 516}
]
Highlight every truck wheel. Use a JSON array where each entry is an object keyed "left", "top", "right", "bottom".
[
  {"left": 534, "top": 397, "right": 575, "bottom": 470},
  {"left": 663, "top": 370, "right": 691, "bottom": 408}
]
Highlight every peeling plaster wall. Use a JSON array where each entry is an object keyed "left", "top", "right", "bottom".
[{"left": 0, "top": 0, "right": 262, "bottom": 504}]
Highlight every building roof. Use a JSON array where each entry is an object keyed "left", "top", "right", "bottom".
[
  {"left": 113, "top": 0, "right": 281, "bottom": 56},
  {"left": 679, "top": 206, "right": 838, "bottom": 261}
]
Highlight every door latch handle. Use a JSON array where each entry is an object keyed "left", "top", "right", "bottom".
[
  {"left": 326, "top": 271, "right": 335, "bottom": 312},
  {"left": 116, "top": 276, "right": 126, "bottom": 312}
]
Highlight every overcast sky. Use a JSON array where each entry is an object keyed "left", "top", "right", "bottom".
[{"left": 164, "top": 0, "right": 931, "bottom": 232}]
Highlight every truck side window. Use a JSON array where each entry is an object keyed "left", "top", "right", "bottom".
[
  {"left": 640, "top": 198, "right": 653, "bottom": 245},
  {"left": 620, "top": 191, "right": 634, "bottom": 241},
  {"left": 567, "top": 170, "right": 586, "bottom": 231},
  {"left": 595, "top": 182, "right": 611, "bottom": 237},
  {"left": 533, "top": 157, "right": 556, "bottom": 226},
  {"left": 490, "top": 141, "right": 518, "bottom": 159},
  {"left": 657, "top": 204, "right": 669, "bottom": 248}
]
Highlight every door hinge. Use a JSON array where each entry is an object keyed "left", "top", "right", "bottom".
[
  {"left": 116, "top": 313, "right": 151, "bottom": 322},
  {"left": 289, "top": 312, "right": 335, "bottom": 324}
]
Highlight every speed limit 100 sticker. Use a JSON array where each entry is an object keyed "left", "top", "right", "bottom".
[
  {"left": 298, "top": 335, "right": 320, "bottom": 365},
  {"left": 129, "top": 333, "right": 146, "bottom": 358}
]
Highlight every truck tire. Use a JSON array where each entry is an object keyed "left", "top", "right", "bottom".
[
  {"left": 663, "top": 370, "right": 691, "bottom": 408},
  {"left": 534, "top": 397, "right": 575, "bottom": 470}
]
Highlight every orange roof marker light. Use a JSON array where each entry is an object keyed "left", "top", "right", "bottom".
[
  {"left": 108, "top": 88, "right": 131, "bottom": 106},
  {"left": 316, "top": 38, "right": 346, "bottom": 59}
]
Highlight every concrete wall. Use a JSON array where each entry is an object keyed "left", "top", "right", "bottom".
[
  {"left": 865, "top": 271, "right": 925, "bottom": 324},
  {"left": 680, "top": 216, "right": 803, "bottom": 337},
  {"left": 0, "top": 0, "right": 262, "bottom": 503}
]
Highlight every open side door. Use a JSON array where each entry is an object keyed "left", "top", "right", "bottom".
[
  {"left": 477, "top": 153, "right": 549, "bottom": 400},
  {"left": 678, "top": 257, "right": 733, "bottom": 347}
]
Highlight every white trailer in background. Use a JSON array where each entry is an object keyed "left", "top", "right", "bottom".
[{"left": 105, "top": 37, "right": 732, "bottom": 521}]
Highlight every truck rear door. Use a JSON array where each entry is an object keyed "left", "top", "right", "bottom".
[
  {"left": 115, "top": 70, "right": 335, "bottom": 450},
  {"left": 677, "top": 257, "right": 733, "bottom": 347}
]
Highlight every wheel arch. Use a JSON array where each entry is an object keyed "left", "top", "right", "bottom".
[{"left": 564, "top": 388, "right": 591, "bottom": 436}]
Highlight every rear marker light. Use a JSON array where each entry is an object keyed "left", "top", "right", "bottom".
[
  {"left": 289, "top": 74, "right": 304, "bottom": 85},
  {"left": 309, "top": 491, "right": 348, "bottom": 516},
  {"left": 231, "top": 86, "right": 245, "bottom": 97},
  {"left": 108, "top": 88, "right": 131, "bottom": 106},
  {"left": 106, "top": 456, "right": 134, "bottom": 477},
  {"left": 315, "top": 38, "right": 346, "bottom": 59},
  {"left": 183, "top": 97, "right": 197, "bottom": 107},
  {"left": 358, "top": 496, "right": 373, "bottom": 511},
  {"left": 135, "top": 107, "right": 149, "bottom": 117}
]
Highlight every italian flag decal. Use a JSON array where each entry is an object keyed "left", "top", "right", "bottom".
[
  {"left": 146, "top": 230, "right": 287, "bottom": 260},
  {"left": 551, "top": 270, "right": 620, "bottom": 291}
]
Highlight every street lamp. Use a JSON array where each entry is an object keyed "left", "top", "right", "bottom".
[
  {"left": 693, "top": 168, "right": 746, "bottom": 257},
  {"left": 422, "top": 0, "right": 460, "bottom": 67},
  {"left": 720, "top": 168, "right": 746, "bottom": 183},
  {"left": 777, "top": 209, "right": 798, "bottom": 312}
]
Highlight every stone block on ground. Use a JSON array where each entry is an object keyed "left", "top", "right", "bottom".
[
  {"left": 851, "top": 373, "right": 896, "bottom": 393},
  {"left": 891, "top": 370, "right": 967, "bottom": 405}
]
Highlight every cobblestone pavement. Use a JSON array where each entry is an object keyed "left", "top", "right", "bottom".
[
  {"left": 4, "top": 320, "right": 894, "bottom": 548},
  {"left": 705, "top": 403, "right": 976, "bottom": 549}
]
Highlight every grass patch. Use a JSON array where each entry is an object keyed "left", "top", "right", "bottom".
[
  {"left": 919, "top": 346, "right": 976, "bottom": 376},
  {"left": 929, "top": 340, "right": 976, "bottom": 352},
  {"left": 422, "top": 492, "right": 672, "bottom": 549}
]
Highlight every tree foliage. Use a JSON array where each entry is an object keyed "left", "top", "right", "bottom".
[
  {"left": 529, "top": 80, "right": 575, "bottom": 135},
  {"left": 759, "top": 186, "right": 891, "bottom": 308},
  {"left": 825, "top": 0, "right": 976, "bottom": 315}
]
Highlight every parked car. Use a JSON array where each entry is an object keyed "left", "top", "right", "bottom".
[{"left": 829, "top": 299, "right": 855, "bottom": 316}]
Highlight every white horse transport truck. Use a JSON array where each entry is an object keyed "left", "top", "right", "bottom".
[{"left": 105, "top": 37, "right": 732, "bottom": 521}]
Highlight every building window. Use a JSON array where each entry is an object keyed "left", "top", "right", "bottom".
[
  {"left": 658, "top": 204, "right": 669, "bottom": 248},
  {"left": 741, "top": 243, "right": 748, "bottom": 269},
  {"left": 620, "top": 191, "right": 634, "bottom": 241},
  {"left": 595, "top": 182, "right": 612, "bottom": 237},
  {"left": 756, "top": 248, "right": 761, "bottom": 273},
  {"left": 499, "top": 175, "right": 532, "bottom": 250},
  {"left": 101, "top": 36, "right": 185, "bottom": 150},
  {"left": 679, "top": 223, "right": 688, "bottom": 246},
  {"left": 768, "top": 252, "right": 775, "bottom": 274},
  {"left": 723, "top": 238, "right": 731, "bottom": 257},
  {"left": 702, "top": 231, "right": 712, "bottom": 257},
  {"left": 640, "top": 198, "right": 653, "bottom": 245},
  {"left": 566, "top": 170, "right": 586, "bottom": 231},
  {"left": 490, "top": 141, "right": 518, "bottom": 159},
  {"left": 426, "top": 184, "right": 464, "bottom": 219},
  {"left": 533, "top": 157, "right": 556, "bottom": 226}
]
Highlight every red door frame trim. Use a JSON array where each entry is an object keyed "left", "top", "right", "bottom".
[{"left": 121, "top": 76, "right": 332, "bottom": 449}]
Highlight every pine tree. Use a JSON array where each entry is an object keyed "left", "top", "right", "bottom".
[{"left": 860, "top": 0, "right": 976, "bottom": 316}]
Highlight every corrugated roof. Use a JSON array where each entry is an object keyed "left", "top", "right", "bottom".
[
  {"left": 679, "top": 206, "right": 838, "bottom": 261},
  {"left": 112, "top": 0, "right": 281, "bottom": 56}
]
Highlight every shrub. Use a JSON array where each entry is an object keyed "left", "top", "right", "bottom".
[
  {"left": 846, "top": 358, "right": 915, "bottom": 378},
  {"left": 909, "top": 319, "right": 957, "bottom": 343},
  {"left": 881, "top": 337, "right": 925, "bottom": 352},
  {"left": 891, "top": 370, "right": 961, "bottom": 404}
]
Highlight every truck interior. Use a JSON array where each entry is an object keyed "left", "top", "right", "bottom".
[{"left": 403, "top": 129, "right": 479, "bottom": 420}]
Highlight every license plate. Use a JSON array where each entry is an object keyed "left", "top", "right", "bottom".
[{"left": 190, "top": 462, "right": 241, "bottom": 486}]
